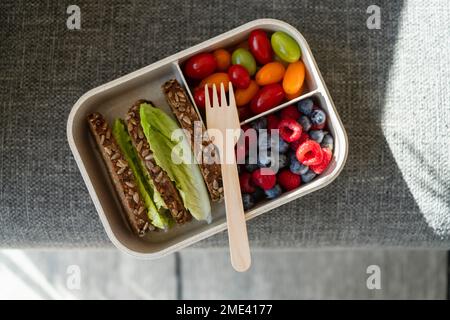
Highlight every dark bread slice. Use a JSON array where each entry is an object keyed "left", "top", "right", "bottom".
[
  {"left": 162, "top": 79, "right": 224, "bottom": 202},
  {"left": 87, "top": 112, "right": 152, "bottom": 237},
  {"left": 125, "top": 100, "right": 191, "bottom": 224}
]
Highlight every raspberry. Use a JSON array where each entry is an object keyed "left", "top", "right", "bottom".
[
  {"left": 278, "top": 169, "right": 301, "bottom": 191},
  {"left": 267, "top": 114, "right": 280, "bottom": 131},
  {"left": 278, "top": 118, "right": 302, "bottom": 142},
  {"left": 310, "top": 148, "right": 332, "bottom": 174},
  {"left": 280, "top": 105, "right": 301, "bottom": 120},
  {"left": 296, "top": 140, "right": 323, "bottom": 166},
  {"left": 252, "top": 168, "right": 276, "bottom": 190},
  {"left": 239, "top": 172, "right": 256, "bottom": 193},
  {"left": 289, "top": 132, "right": 310, "bottom": 151}
]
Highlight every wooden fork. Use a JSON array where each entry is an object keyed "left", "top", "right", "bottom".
[{"left": 205, "top": 83, "right": 251, "bottom": 272}]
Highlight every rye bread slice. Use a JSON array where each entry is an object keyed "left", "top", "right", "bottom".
[
  {"left": 125, "top": 100, "right": 191, "bottom": 224},
  {"left": 162, "top": 79, "right": 224, "bottom": 202},
  {"left": 87, "top": 112, "right": 153, "bottom": 236}
]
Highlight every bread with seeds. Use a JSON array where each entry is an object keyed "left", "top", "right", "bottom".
[
  {"left": 162, "top": 79, "right": 224, "bottom": 202},
  {"left": 87, "top": 112, "right": 154, "bottom": 236}
]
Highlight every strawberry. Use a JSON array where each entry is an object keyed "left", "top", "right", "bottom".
[
  {"left": 310, "top": 148, "right": 332, "bottom": 174},
  {"left": 296, "top": 140, "right": 323, "bottom": 166},
  {"left": 252, "top": 168, "right": 276, "bottom": 190},
  {"left": 278, "top": 169, "right": 301, "bottom": 191}
]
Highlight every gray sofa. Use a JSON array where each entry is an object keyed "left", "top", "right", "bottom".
[{"left": 1, "top": 0, "right": 449, "bottom": 248}]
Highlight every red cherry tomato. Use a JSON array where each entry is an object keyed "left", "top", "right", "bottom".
[
  {"left": 184, "top": 53, "right": 217, "bottom": 80},
  {"left": 228, "top": 65, "right": 251, "bottom": 89},
  {"left": 237, "top": 105, "right": 253, "bottom": 121},
  {"left": 193, "top": 87, "right": 208, "bottom": 109},
  {"left": 250, "top": 83, "right": 285, "bottom": 114},
  {"left": 248, "top": 29, "right": 273, "bottom": 65},
  {"left": 194, "top": 86, "right": 222, "bottom": 109}
]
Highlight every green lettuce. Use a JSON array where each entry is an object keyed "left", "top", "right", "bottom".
[
  {"left": 139, "top": 103, "right": 211, "bottom": 222},
  {"left": 112, "top": 119, "right": 170, "bottom": 229}
]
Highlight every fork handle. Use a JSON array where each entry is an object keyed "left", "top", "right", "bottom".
[{"left": 221, "top": 152, "right": 251, "bottom": 272}]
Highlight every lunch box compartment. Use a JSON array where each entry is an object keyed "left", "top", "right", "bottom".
[{"left": 67, "top": 19, "right": 348, "bottom": 258}]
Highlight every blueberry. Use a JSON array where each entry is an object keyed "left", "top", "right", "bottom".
[
  {"left": 271, "top": 135, "right": 289, "bottom": 153},
  {"left": 251, "top": 117, "right": 267, "bottom": 130},
  {"left": 310, "top": 109, "right": 326, "bottom": 126},
  {"left": 278, "top": 153, "right": 289, "bottom": 169},
  {"left": 301, "top": 170, "right": 317, "bottom": 183},
  {"left": 245, "top": 163, "right": 259, "bottom": 172},
  {"left": 253, "top": 187, "right": 265, "bottom": 201},
  {"left": 257, "top": 151, "right": 272, "bottom": 167},
  {"left": 264, "top": 184, "right": 282, "bottom": 199},
  {"left": 258, "top": 131, "right": 271, "bottom": 150},
  {"left": 242, "top": 193, "right": 255, "bottom": 210},
  {"left": 298, "top": 115, "right": 312, "bottom": 132},
  {"left": 309, "top": 130, "right": 325, "bottom": 143},
  {"left": 321, "top": 134, "right": 334, "bottom": 150},
  {"left": 290, "top": 158, "right": 309, "bottom": 175},
  {"left": 297, "top": 98, "right": 314, "bottom": 116}
]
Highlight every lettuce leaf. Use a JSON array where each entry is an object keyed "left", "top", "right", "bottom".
[
  {"left": 139, "top": 103, "right": 211, "bottom": 222},
  {"left": 112, "top": 119, "right": 170, "bottom": 229}
]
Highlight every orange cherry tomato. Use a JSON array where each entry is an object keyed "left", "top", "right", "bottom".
[
  {"left": 282, "top": 61, "right": 305, "bottom": 95},
  {"left": 213, "top": 49, "right": 231, "bottom": 71},
  {"left": 199, "top": 73, "right": 230, "bottom": 91},
  {"left": 285, "top": 83, "right": 306, "bottom": 100},
  {"left": 255, "top": 62, "right": 286, "bottom": 86},
  {"left": 235, "top": 80, "right": 259, "bottom": 107}
]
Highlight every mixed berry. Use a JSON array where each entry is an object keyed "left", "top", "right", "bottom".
[{"left": 238, "top": 98, "right": 333, "bottom": 210}]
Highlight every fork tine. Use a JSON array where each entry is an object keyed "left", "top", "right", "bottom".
[
  {"left": 220, "top": 83, "right": 227, "bottom": 107},
  {"left": 212, "top": 84, "right": 220, "bottom": 108},
  {"left": 204, "top": 85, "right": 211, "bottom": 109},
  {"left": 228, "top": 82, "right": 236, "bottom": 109}
]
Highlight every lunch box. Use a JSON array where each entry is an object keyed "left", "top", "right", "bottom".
[{"left": 67, "top": 19, "right": 348, "bottom": 258}]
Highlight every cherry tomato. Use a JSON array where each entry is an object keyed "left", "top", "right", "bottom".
[
  {"left": 285, "top": 83, "right": 305, "bottom": 100},
  {"left": 231, "top": 48, "right": 256, "bottom": 76},
  {"left": 282, "top": 61, "right": 305, "bottom": 94},
  {"left": 228, "top": 65, "right": 251, "bottom": 89},
  {"left": 271, "top": 31, "right": 301, "bottom": 63},
  {"left": 213, "top": 49, "right": 231, "bottom": 71},
  {"left": 184, "top": 53, "right": 217, "bottom": 80},
  {"left": 255, "top": 62, "right": 286, "bottom": 86},
  {"left": 250, "top": 83, "right": 285, "bottom": 114},
  {"left": 235, "top": 80, "right": 259, "bottom": 107},
  {"left": 248, "top": 29, "right": 273, "bottom": 65},
  {"left": 237, "top": 105, "right": 253, "bottom": 121},
  {"left": 194, "top": 86, "right": 222, "bottom": 108},
  {"left": 199, "top": 72, "right": 230, "bottom": 91},
  {"left": 194, "top": 87, "right": 208, "bottom": 109}
]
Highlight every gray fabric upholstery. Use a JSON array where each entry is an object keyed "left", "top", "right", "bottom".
[{"left": 0, "top": 0, "right": 449, "bottom": 248}]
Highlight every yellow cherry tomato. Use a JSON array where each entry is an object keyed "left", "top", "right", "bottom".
[
  {"left": 255, "top": 62, "right": 286, "bottom": 86},
  {"left": 199, "top": 73, "right": 230, "bottom": 91},
  {"left": 282, "top": 61, "right": 305, "bottom": 95},
  {"left": 235, "top": 80, "right": 259, "bottom": 107},
  {"left": 213, "top": 49, "right": 231, "bottom": 71}
]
